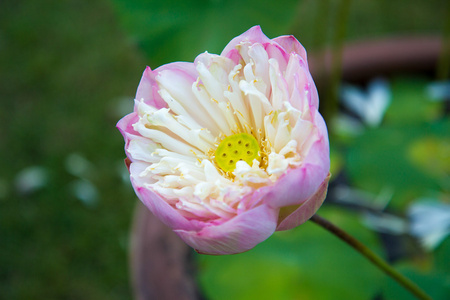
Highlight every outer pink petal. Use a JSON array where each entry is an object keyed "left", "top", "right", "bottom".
[
  {"left": 155, "top": 61, "right": 198, "bottom": 80},
  {"left": 132, "top": 179, "right": 202, "bottom": 232},
  {"left": 307, "top": 110, "right": 330, "bottom": 169},
  {"left": 116, "top": 112, "right": 141, "bottom": 152},
  {"left": 117, "top": 112, "right": 139, "bottom": 136},
  {"left": 285, "top": 54, "right": 319, "bottom": 110},
  {"left": 135, "top": 62, "right": 197, "bottom": 111},
  {"left": 272, "top": 35, "right": 308, "bottom": 64},
  {"left": 221, "top": 25, "right": 272, "bottom": 57},
  {"left": 276, "top": 174, "right": 330, "bottom": 231},
  {"left": 305, "top": 70, "right": 320, "bottom": 110},
  {"left": 135, "top": 67, "right": 166, "bottom": 109},
  {"left": 262, "top": 162, "right": 325, "bottom": 209},
  {"left": 174, "top": 204, "right": 279, "bottom": 255}
]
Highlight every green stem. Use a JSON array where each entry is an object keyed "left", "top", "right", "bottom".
[{"left": 309, "top": 214, "right": 432, "bottom": 300}]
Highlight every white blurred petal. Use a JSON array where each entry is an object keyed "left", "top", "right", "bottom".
[
  {"left": 15, "top": 166, "right": 49, "bottom": 195},
  {"left": 340, "top": 78, "right": 391, "bottom": 127},
  {"left": 65, "top": 153, "right": 93, "bottom": 177},
  {"left": 409, "top": 200, "right": 450, "bottom": 250},
  {"left": 426, "top": 80, "right": 450, "bottom": 101},
  {"left": 70, "top": 179, "right": 99, "bottom": 208}
]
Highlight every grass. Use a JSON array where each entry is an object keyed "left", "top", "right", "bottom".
[{"left": 0, "top": 0, "right": 144, "bottom": 299}]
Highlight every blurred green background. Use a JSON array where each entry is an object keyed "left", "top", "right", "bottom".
[{"left": 1, "top": 0, "right": 449, "bottom": 299}]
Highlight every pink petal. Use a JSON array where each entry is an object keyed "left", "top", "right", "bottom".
[
  {"left": 306, "top": 72, "right": 320, "bottom": 110},
  {"left": 135, "top": 67, "right": 166, "bottom": 110},
  {"left": 274, "top": 38, "right": 318, "bottom": 110},
  {"left": 225, "top": 48, "right": 242, "bottom": 64},
  {"left": 131, "top": 176, "right": 202, "bottom": 232},
  {"left": 285, "top": 54, "right": 311, "bottom": 111},
  {"left": 276, "top": 174, "right": 330, "bottom": 231},
  {"left": 262, "top": 163, "right": 325, "bottom": 209},
  {"left": 136, "top": 63, "right": 198, "bottom": 111},
  {"left": 155, "top": 61, "right": 198, "bottom": 80},
  {"left": 117, "top": 112, "right": 139, "bottom": 136},
  {"left": 263, "top": 122, "right": 330, "bottom": 208},
  {"left": 264, "top": 43, "right": 289, "bottom": 71},
  {"left": 174, "top": 204, "right": 279, "bottom": 255},
  {"left": 221, "top": 25, "right": 272, "bottom": 57},
  {"left": 307, "top": 110, "right": 330, "bottom": 170},
  {"left": 272, "top": 35, "right": 308, "bottom": 64},
  {"left": 116, "top": 112, "right": 141, "bottom": 150}
]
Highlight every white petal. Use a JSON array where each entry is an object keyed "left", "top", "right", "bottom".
[
  {"left": 269, "top": 58, "right": 289, "bottom": 110},
  {"left": 157, "top": 73, "right": 218, "bottom": 131},
  {"left": 127, "top": 137, "right": 160, "bottom": 163},
  {"left": 192, "top": 80, "right": 231, "bottom": 135},
  {"left": 248, "top": 43, "right": 270, "bottom": 95},
  {"left": 146, "top": 108, "right": 213, "bottom": 152},
  {"left": 133, "top": 119, "right": 197, "bottom": 157}
]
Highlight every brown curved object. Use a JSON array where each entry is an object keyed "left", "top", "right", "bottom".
[
  {"left": 129, "top": 36, "right": 442, "bottom": 300},
  {"left": 129, "top": 201, "right": 202, "bottom": 300},
  {"left": 309, "top": 36, "right": 443, "bottom": 83}
]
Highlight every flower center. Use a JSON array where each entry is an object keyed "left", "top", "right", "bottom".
[{"left": 214, "top": 133, "right": 261, "bottom": 172}]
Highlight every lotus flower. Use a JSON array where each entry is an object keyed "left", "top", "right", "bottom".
[{"left": 117, "top": 26, "right": 330, "bottom": 255}]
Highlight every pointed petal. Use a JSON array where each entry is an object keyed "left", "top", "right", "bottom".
[
  {"left": 264, "top": 43, "right": 289, "bottom": 71},
  {"left": 135, "top": 67, "right": 167, "bottom": 109},
  {"left": 117, "top": 112, "right": 142, "bottom": 155},
  {"left": 272, "top": 35, "right": 308, "bottom": 63},
  {"left": 221, "top": 25, "right": 272, "bottom": 57},
  {"left": 276, "top": 174, "right": 330, "bottom": 230},
  {"left": 117, "top": 112, "right": 139, "bottom": 137}
]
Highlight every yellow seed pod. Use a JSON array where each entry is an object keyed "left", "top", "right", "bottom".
[{"left": 214, "top": 133, "right": 261, "bottom": 172}]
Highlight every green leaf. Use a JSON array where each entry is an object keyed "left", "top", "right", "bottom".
[
  {"left": 384, "top": 77, "right": 443, "bottom": 125},
  {"left": 434, "top": 237, "right": 450, "bottom": 275},
  {"left": 197, "top": 207, "right": 384, "bottom": 300},
  {"left": 346, "top": 119, "right": 449, "bottom": 209},
  {"left": 378, "top": 237, "right": 450, "bottom": 300},
  {"left": 380, "top": 264, "right": 450, "bottom": 300}
]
